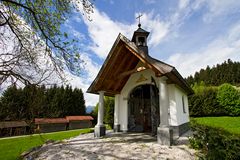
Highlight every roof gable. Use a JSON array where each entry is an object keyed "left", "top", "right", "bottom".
[{"left": 87, "top": 34, "right": 193, "bottom": 96}]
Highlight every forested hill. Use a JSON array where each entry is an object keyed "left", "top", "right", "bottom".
[{"left": 186, "top": 59, "right": 240, "bottom": 86}]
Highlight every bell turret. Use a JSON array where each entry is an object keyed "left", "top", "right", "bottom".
[{"left": 131, "top": 23, "right": 150, "bottom": 55}]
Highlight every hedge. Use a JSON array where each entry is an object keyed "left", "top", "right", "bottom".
[
  {"left": 189, "top": 83, "right": 240, "bottom": 117},
  {"left": 189, "top": 87, "right": 226, "bottom": 117},
  {"left": 190, "top": 120, "right": 240, "bottom": 159}
]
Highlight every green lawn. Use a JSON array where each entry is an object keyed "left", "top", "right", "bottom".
[
  {"left": 0, "top": 128, "right": 93, "bottom": 160},
  {"left": 194, "top": 116, "right": 240, "bottom": 134}
]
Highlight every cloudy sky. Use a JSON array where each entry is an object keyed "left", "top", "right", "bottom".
[{"left": 63, "top": 0, "right": 240, "bottom": 107}]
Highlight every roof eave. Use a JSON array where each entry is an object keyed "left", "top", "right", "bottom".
[
  {"left": 169, "top": 68, "right": 194, "bottom": 95},
  {"left": 87, "top": 33, "right": 124, "bottom": 94}
]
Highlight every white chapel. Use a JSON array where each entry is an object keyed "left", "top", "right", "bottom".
[{"left": 87, "top": 23, "right": 193, "bottom": 145}]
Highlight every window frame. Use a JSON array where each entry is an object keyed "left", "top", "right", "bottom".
[{"left": 182, "top": 95, "right": 186, "bottom": 113}]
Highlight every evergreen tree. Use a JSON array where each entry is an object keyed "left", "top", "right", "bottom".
[
  {"left": 0, "top": 85, "right": 24, "bottom": 120},
  {"left": 0, "top": 85, "right": 86, "bottom": 120},
  {"left": 186, "top": 59, "right": 240, "bottom": 86}
]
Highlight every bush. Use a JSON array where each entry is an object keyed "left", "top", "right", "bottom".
[
  {"left": 189, "top": 83, "right": 240, "bottom": 117},
  {"left": 189, "top": 87, "right": 226, "bottom": 117},
  {"left": 217, "top": 84, "right": 240, "bottom": 116},
  {"left": 190, "top": 120, "right": 240, "bottom": 159}
]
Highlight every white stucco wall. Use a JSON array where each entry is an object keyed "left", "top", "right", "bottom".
[
  {"left": 170, "top": 85, "right": 190, "bottom": 126},
  {"left": 168, "top": 84, "right": 178, "bottom": 126}
]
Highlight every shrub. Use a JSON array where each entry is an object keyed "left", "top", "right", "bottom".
[
  {"left": 189, "top": 87, "right": 226, "bottom": 117},
  {"left": 190, "top": 120, "right": 240, "bottom": 159},
  {"left": 217, "top": 83, "right": 240, "bottom": 116}
]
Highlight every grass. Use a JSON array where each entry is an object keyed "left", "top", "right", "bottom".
[
  {"left": 0, "top": 128, "right": 93, "bottom": 160},
  {"left": 193, "top": 116, "right": 240, "bottom": 135}
]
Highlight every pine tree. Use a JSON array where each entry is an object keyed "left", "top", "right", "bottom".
[{"left": 186, "top": 59, "right": 240, "bottom": 86}]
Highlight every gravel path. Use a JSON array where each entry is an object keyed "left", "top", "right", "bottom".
[{"left": 26, "top": 132, "right": 196, "bottom": 160}]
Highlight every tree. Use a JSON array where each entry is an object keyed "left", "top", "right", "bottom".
[
  {"left": 0, "top": 84, "right": 87, "bottom": 120},
  {"left": 104, "top": 97, "right": 114, "bottom": 128},
  {"left": 217, "top": 83, "right": 240, "bottom": 116},
  {"left": 0, "top": 85, "right": 24, "bottom": 120},
  {"left": 185, "top": 59, "right": 240, "bottom": 86},
  {"left": 0, "top": 0, "right": 93, "bottom": 86},
  {"left": 72, "top": 88, "right": 86, "bottom": 115},
  {"left": 92, "top": 96, "right": 114, "bottom": 127}
]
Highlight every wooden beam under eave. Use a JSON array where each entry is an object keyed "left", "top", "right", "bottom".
[
  {"left": 125, "top": 45, "right": 161, "bottom": 75},
  {"left": 112, "top": 52, "right": 139, "bottom": 91},
  {"left": 116, "top": 53, "right": 139, "bottom": 80},
  {"left": 117, "top": 67, "right": 147, "bottom": 79}
]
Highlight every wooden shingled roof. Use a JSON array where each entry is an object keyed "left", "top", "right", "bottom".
[
  {"left": 87, "top": 34, "right": 193, "bottom": 96},
  {"left": 35, "top": 118, "right": 68, "bottom": 124},
  {"left": 66, "top": 116, "right": 94, "bottom": 121},
  {"left": 0, "top": 121, "right": 28, "bottom": 129}
]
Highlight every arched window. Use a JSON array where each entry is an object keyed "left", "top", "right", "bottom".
[{"left": 137, "top": 37, "right": 146, "bottom": 46}]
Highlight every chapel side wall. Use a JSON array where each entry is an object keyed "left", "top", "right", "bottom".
[
  {"left": 119, "top": 67, "right": 157, "bottom": 132},
  {"left": 172, "top": 85, "right": 190, "bottom": 136},
  {"left": 174, "top": 86, "right": 189, "bottom": 125}
]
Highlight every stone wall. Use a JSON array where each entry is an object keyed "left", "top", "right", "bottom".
[{"left": 171, "top": 122, "right": 189, "bottom": 137}]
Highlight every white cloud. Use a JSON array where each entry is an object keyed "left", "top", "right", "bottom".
[
  {"left": 81, "top": 9, "right": 135, "bottom": 58},
  {"left": 205, "top": 0, "right": 240, "bottom": 21},
  {"left": 185, "top": 0, "right": 240, "bottom": 23},
  {"left": 179, "top": 0, "right": 190, "bottom": 9},
  {"left": 79, "top": 8, "right": 172, "bottom": 58},
  {"left": 140, "top": 13, "right": 170, "bottom": 47},
  {"left": 167, "top": 22, "right": 240, "bottom": 78}
]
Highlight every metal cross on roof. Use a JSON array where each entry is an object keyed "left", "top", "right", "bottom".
[{"left": 136, "top": 14, "right": 143, "bottom": 28}]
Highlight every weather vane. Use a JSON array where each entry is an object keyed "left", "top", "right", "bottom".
[{"left": 136, "top": 14, "right": 143, "bottom": 28}]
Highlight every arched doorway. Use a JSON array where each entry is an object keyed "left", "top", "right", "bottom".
[{"left": 128, "top": 84, "right": 160, "bottom": 135}]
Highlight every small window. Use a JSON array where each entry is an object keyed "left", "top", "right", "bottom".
[{"left": 182, "top": 95, "right": 186, "bottom": 113}]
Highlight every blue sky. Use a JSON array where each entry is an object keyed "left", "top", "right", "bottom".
[{"left": 62, "top": 0, "right": 240, "bottom": 106}]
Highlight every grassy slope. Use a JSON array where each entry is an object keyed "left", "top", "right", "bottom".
[
  {"left": 194, "top": 117, "right": 240, "bottom": 134},
  {"left": 0, "top": 128, "right": 93, "bottom": 160}
]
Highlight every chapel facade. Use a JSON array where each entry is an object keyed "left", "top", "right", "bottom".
[{"left": 87, "top": 25, "right": 193, "bottom": 145}]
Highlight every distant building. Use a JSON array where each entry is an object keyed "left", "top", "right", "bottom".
[
  {"left": 66, "top": 116, "right": 93, "bottom": 130},
  {"left": 0, "top": 121, "right": 29, "bottom": 137},
  {"left": 35, "top": 118, "right": 68, "bottom": 133}
]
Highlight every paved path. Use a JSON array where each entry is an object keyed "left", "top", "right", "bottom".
[{"left": 25, "top": 132, "right": 196, "bottom": 160}]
